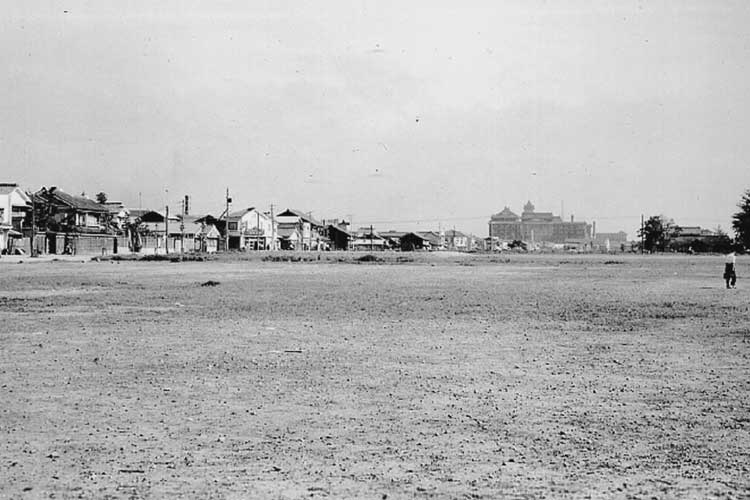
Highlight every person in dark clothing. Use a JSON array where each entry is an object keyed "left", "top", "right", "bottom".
[{"left": 724, "top": 252, "right": 737, "bottom": 289}]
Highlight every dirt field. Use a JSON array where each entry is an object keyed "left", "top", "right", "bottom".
[{"left": 1, "top": 254, "right": 749, "bottom": 499}]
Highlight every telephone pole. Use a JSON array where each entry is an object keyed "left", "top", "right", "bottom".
[
  {"left": 180, "top": 198, "right": 185, "bottom": 257},
  {"left": 307, "top": 211, "right": 313, "bottom": 251},
  {"left": 347, "top": 214, "right": 353, "bottom": 251},
  {"left": 164, "top": 204, "right": 169, "bottom": 254},
  {"left": 30, "top": 192, "right": 36, "bottom": 257},
  {"left": 270, "top": 203, "right": 275, "bottom": 251}
]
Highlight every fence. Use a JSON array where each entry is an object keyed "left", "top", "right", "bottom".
[{"left": 19, "top": 233, "right": 129, "bottom": 256}]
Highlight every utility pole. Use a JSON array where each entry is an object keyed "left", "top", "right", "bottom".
[
  {"left": 225, "top": 188, "right": 231, "bottom": 252},
  {"left": 30, "top": 192, "right": 36, "bottom": 257},
  {"left": 164, "top": 204, "right": 169, "bottom": 254},
  {"left": 346, "top": 214, "right": 353, "bottom": 251},
  {"left": 270, "top": 203, "right": 275, "bottom": 251},
  {"left": 370, "top": 224, "right": 373, "bottom": 251},
  {"left": 307, "top": 211, "right": 313, "bottom": 251},
  {"left": 180, "top": 198, "right": 185, "bottom": 257}
]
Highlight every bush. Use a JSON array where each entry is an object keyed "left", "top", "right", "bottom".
[{"left": 357, "top": 254, "right": 381, "bottom": 262}]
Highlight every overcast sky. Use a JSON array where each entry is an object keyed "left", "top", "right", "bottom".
[{"left": 2, "top": 1, "right": 749, "bottom": 236}]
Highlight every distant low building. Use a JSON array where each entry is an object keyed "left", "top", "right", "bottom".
[
  {"left": 352, "top": 227, "right": 388, "bottom": 251},
  {"left": 193, "top": 219, "right": 221, "bottom": 253},
  {"left": 417, "top": 231, "right": 445, "bottom": 250},
  {"left": 444, "top": 229, "right": 469, "bottom": 251},
  {"left": 378, "top": 230, "right": 407, "bottom": 249},
  {"left": 327, "top": 224, "right": 353, "bottom": 250},
  {"left": 135, "top": 210, "right": 180, "bottom": 253},
  {"left": 670, "top": 225, "right": 731, "bottom": 253},
  {"left": 593, "top": 231, "right": 628, "bottom": 252},
  {"left": 400, "top": 232, "right": 431, "bottom": 251},
  {"left": 489, "top": 201, "right": 591, "bottom": 244}
]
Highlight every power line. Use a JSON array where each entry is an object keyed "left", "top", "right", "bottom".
[{"left": 352, "top": 213, "right": 731, "bottom": 226}]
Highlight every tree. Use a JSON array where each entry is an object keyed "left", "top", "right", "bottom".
[
  {"left": 639, "top": 215, "right": 680, "bottom": 252},
  {"left": 96, "top": 192, "right": 108, "bottom": 204},
  {"left": 732, "top": 189, "right": 750, "bottom": 251}
]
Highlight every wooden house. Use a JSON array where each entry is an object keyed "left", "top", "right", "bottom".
[
  {"left": 351, "top": 227, "right": 388, "bottom": 251},
  {"left": 327, "top": 224, "right": 353, "bottom": 250},
  {"left": 400, "top": 232, "right": 431, "bottom": 251},
  {"left": 276, "top": 209, "right": 328, "bottom": 250},
  {"left": 33, "top": 187, "right": 110, "bottom": 233}
]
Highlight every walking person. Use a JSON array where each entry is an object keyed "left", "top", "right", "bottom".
[{"left": 724, "top": 251, "right": 737, "bottom": 289}]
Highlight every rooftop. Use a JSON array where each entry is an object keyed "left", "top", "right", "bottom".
[
  {"left": 37, "top": 187, "right": 109, "bottom": 213},
  {"left": 277, "top": 208, "right": 322, "bottom": 226}
]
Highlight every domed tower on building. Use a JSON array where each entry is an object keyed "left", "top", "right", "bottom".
[{"left": 488, "top": 206, "right": 522, "bottom": 241}]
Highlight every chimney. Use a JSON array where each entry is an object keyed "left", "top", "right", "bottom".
[
  {"left": 592, "top": 221, "right": 596, "bottom": 238},
  {"left": 570, "top": 215, "right": 574, "bottom": 223}
]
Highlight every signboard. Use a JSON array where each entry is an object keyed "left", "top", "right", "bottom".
[{"left": 244, "top": 228, "right": 264, "bottom": 237}]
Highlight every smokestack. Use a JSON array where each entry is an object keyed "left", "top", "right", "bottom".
[
  {"left": 570, "top": 215, "right": 574, "bottom": 223},
  {"left": 592, "top": 221, "right": 596, "bottom": 238}
]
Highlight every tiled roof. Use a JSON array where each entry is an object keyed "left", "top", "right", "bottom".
[
  {"left": 445, "top": 229, "right": 467, "bottom": 238},
  {"left": 42, "top": 187, "right": 108, "bottom": 212},
  {"left": 416, "top": 231, "right": 442, "bottom": 245},
  {"left": 193, "top": 214, "right": 219, "bottom": 224},
  {"left": 128, "top": 209, "right": 151, "bottom": 218},
  {"left": 327, "top": 225, "right": 353, "bottom": 237},
  {"left": 178, "top": 214, "right": 202, "bottom": 225},
  {"left": 402, "top": 232, "right": 430, "bottom": 242},
  {"left": 228, "top": 207, "right": 256, "bottom": 218},
  {"left": 277, "top": 208, "right": 321, "bottom": 226}
]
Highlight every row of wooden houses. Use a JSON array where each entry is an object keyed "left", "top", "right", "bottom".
[{"left": 1, "top": 183, "right": 485, "bottom": 256}]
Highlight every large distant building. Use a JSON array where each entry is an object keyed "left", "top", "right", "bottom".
[{"left": 488, "top": 201, "right": 591, "bottom": 244}]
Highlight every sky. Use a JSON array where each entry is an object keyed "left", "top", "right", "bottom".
[{"left": 2, "top": 1, "right": 749, "bottom": 237}]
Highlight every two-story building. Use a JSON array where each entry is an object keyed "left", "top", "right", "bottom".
[
  {"left": 276, "top": 209, "right": 327, "bottom": 250},
  {"left": 226, "top": 207, "right": 277, "bottom": 250},
  {"left": 33, "top": 187, "right": 110, "bottom": 233}
]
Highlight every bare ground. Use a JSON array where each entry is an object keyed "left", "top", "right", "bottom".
[{"left": 1, "top": 254, "right": 749, "bottom": 499}]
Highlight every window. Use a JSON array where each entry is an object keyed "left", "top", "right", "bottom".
[{"left": 228, "top": 222, "right": 238, "bottom": 231}]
